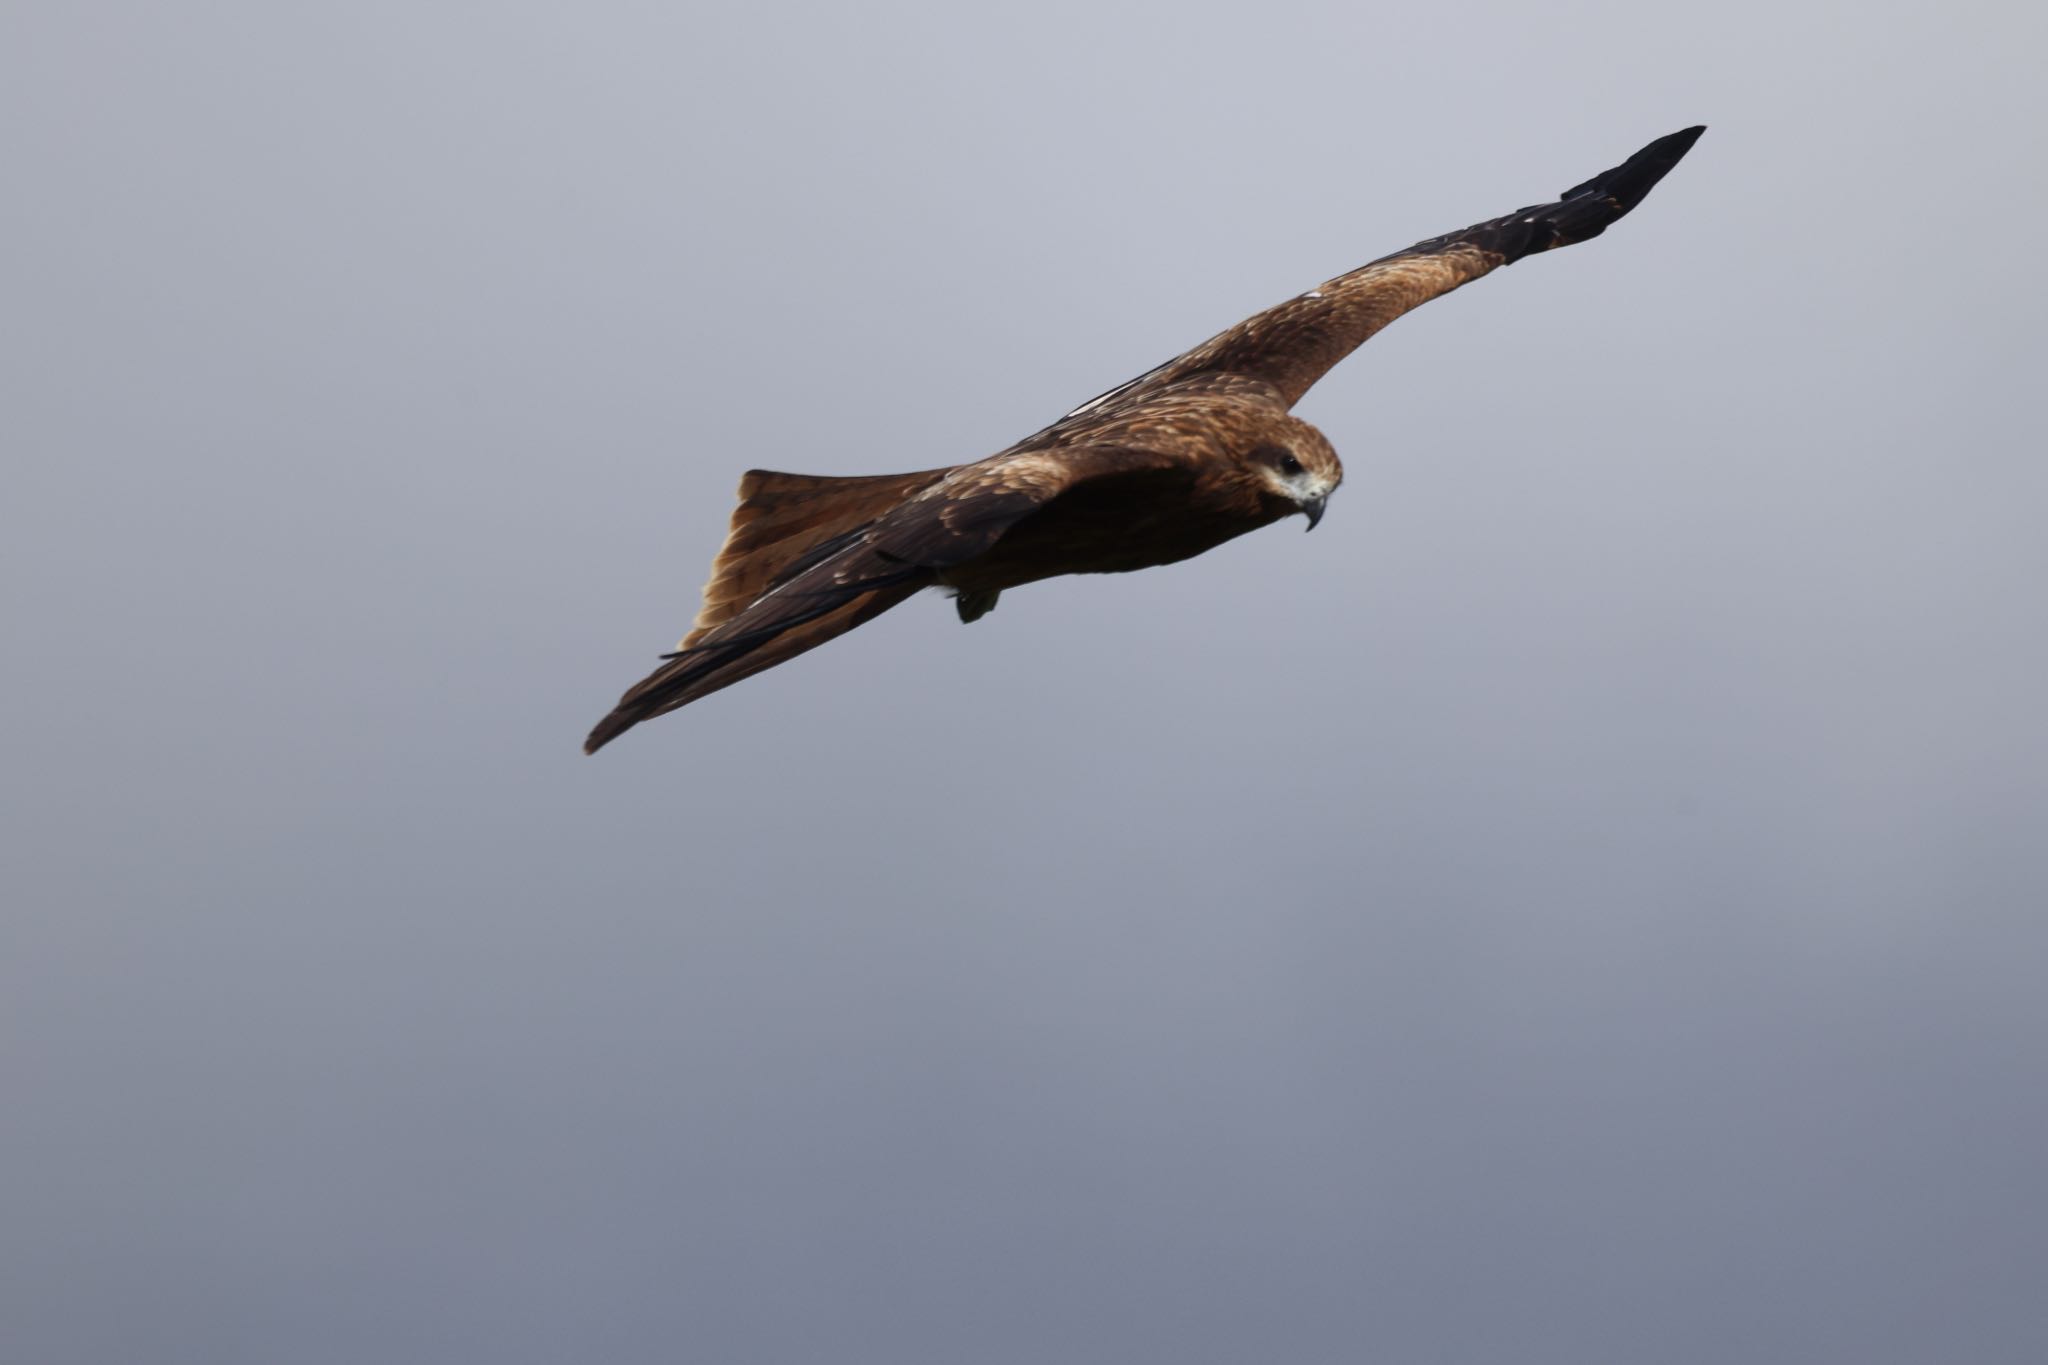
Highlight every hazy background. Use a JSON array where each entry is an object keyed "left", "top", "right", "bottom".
[{"left": 6, "top": 2, "right": 2045, "bottom": 1361}]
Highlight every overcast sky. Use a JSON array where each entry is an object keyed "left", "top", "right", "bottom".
[{"left": 6, "top": 2, "right": 2046, "bottom": 1362}]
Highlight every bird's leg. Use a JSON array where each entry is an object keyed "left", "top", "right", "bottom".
[{"left": 954, "top": 589, "right": 1001, "bottom": 624}]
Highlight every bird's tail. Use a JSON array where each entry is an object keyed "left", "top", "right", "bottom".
[
  {"left": 680, "top": 467, "right": 953, "bottom": 649},
  {"left": 584, "top": 464, "right": 955, "bottom": 753}
]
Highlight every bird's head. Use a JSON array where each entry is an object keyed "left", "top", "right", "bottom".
[{"left": 1238, "top": 416, "right": 1343, "bottom": 530}]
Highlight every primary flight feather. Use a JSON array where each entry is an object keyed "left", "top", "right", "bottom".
[{"left": 585, "top": 125, "right": 1705, "bottom": 753}]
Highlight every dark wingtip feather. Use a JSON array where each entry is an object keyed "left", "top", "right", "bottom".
[
  {"left": 1561, "top": 125, "right": 1707, "bottom": 209},
  {"left": 1473, "top": 125, "right": 1706, "bottom": 258},
  {"left": 583, "top": 711, "right": 636, "bottom": 755}
]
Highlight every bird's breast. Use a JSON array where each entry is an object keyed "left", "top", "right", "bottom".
[{"left": 942, "top": 479, "right": 1281, "bottom": 593}]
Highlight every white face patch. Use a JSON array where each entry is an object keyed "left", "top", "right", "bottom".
[{"left": 1262, "top": 466, "right": 1334, "bottom": 505}]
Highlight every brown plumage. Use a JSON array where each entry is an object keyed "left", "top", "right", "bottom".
[{"left": 585, "top": 126, "right": 1705, "bottom": 753}]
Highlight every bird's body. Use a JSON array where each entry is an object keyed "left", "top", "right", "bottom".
[
  {"left": 585, "top": 126, "right": 1704, "bottom": 753},
  {"left": 933, "top": 400, "right": 1336, "bottom": 594}
]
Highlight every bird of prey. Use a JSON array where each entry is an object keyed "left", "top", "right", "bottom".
[{"left": 585, "top": 125, "right": 1704, "bottom": 753}]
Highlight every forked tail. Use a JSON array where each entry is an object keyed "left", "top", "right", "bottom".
[{"left": 584, "top": 465, "right": 954, "bottom": 753}]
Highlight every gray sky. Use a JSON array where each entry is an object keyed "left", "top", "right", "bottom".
[{"left": 6, "top": 2, "right": 2046, "bottom": 1361}]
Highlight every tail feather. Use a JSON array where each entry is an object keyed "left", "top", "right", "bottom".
[
  {"left": 685, "top": 467, "right": 951, "bottom": 648},
  {"left": 586, "top": 467, "right": 953, "bottom": 753}
]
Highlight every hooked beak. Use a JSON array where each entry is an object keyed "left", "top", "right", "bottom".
[{"left": 1301, "top": 495, "right": 1327, "bottom": 531}]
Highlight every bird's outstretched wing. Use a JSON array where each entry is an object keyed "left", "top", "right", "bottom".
[
  {"left": 583, "top": 537, "right": 927, "bottom": 755},
  {"left": 583, "top": 445, "right": 1189, "bottom": 752},
  {"left": 1027, "top": 125, "right": 1706, "bottom": 441}
]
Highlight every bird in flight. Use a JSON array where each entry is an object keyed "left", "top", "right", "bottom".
[{"left": 585, "top": 126, "right": 1705, "bottom": 753}]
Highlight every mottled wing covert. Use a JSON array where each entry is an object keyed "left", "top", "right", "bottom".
[{"left": 865, "top": 446, "right": 1195, "bottom": 568}]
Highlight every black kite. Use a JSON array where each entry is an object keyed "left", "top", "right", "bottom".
[{"left": 586, "top": 126, "right": 1705, "bottom": 752}]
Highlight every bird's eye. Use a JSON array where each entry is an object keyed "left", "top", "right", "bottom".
[{"left": 1279, "top": 453, "right": 1305, "bottom": 476}]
